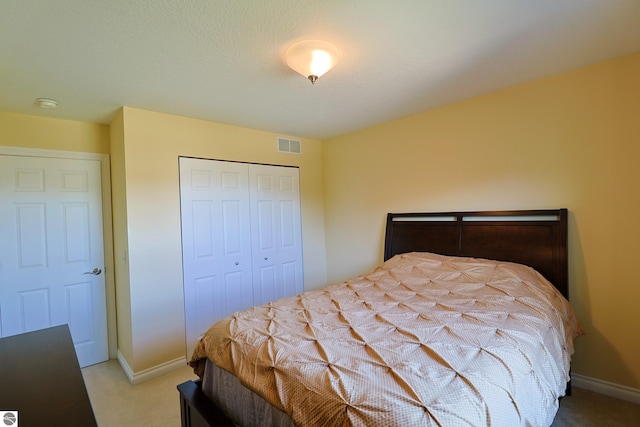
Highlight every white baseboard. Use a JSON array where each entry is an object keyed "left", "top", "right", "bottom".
[
  {"left": 572, "top": 373, "right": 640, "bottom": 405},
  {"left": 116, "top": 350, "right": 187, "bottom": 385}
]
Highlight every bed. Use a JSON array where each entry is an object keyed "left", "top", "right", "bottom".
[{"left": 178, "top": 208, "right": 582, "bottom": 427}]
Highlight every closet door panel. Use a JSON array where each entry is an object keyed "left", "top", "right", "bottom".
[
  {"left": 256, "top": 199, "right": 276, "bottom": 251},
  {"left": 223, "top": 270, "right": 252, "bottom": 314},
  {"left": 250, "top": 165, "right": 303, "bottom": 306},
  {"left": 212, "top": 163, "right": 252, "bottom": 316},
  {"left": 274, "top": 171, "right": 303, "bottom": 299},
  {"left": 182, "top": 159, "right": 303, "bottom": 356},
  {"left": 281, "top": 261, "right": 299, "bottom": 299},
  {"left": 180, "top": 158, "right": 252, "bottom": 357},
  {"left": 255, "top": 265, "right": 277, "bottom": 304},
  {"left": 251, "top": 180, "right": 280, "bottom": 306},
  {"left": 194, "top": 275, "right": 219, "bottom": 339}
]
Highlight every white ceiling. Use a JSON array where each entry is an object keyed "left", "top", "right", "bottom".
[{"left": 2, "top": 1, "right": 640, "bottom": 140}]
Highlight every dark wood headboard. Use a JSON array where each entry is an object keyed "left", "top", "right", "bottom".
[{"left": 384, "top": 209, "right": 568, "bottom": 298}]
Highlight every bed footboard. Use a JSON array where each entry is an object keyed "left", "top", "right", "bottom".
[{"left": 177, "top": 380, "right": 234, "bottom": 427}]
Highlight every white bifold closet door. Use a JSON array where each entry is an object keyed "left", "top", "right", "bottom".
[{"left": 180, "top": 158, "right": 303, "bottom": 357}]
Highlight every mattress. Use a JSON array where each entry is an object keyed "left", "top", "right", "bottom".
[
  {"left": 190, "top": 252, "right": 583, "bottom": 426},
  {"left": 201, "top": 358, "right": 295, "bottom": 426}
]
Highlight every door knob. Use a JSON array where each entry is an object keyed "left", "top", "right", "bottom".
[{"left": 83, "top": 268, "right": 102, "bottom": 275}]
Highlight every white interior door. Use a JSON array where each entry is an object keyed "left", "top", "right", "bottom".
[
  {"left": 0, "top": 155, "right": 108, "bottom": 367},
  {"left": 249, "top": 164, "right": 304, "bottom": 306},
  {"left": 180, "top": 158, "right": 253, "bottom": 357}
]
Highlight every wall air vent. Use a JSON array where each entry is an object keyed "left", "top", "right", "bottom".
[{"left": 277, "top": 137, "right": 302, "bottom": 154}]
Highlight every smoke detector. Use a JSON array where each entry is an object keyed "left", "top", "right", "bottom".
[{"left": 36, "top": 98, "right": 59, "bottom": 109}]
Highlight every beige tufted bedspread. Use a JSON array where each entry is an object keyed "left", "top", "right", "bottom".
[{"left": 190, "top": 252, "right": 583, "bottom": 427}]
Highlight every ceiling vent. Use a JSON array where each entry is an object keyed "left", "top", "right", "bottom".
[{"left": 277, "top": 137, "right": 301, "bottom": 154}]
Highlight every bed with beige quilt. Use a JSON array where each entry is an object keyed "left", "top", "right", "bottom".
[{"left": 181, "top": 209, "right": 582, "bottom": 427}]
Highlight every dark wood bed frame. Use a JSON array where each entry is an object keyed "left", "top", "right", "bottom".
[
  {"left": 178, "top": 208, "right": 569, "bottom": 427},
  {"left": 384, "top": 209, "right": 568, "bottom": 298}
]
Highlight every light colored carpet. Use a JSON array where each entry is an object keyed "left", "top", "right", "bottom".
[
  {"left": 83, "top": 360, "right": 640, "bottom": 426},
  {"left": 551, "top": 387, "right": 640, "bottom": 427},
  {"left": 82, "top": 359, "right": 197, "bottom": 426}
]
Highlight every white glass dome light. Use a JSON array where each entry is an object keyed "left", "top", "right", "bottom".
[{"left": 286, "top": 40, "right": 338, "bottom": 84}]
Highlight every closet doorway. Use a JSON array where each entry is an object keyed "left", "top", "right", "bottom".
[{"left": 179, "top": 157, "right": 304, "bottom": 356}]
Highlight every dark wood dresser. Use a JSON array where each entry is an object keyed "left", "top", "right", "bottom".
[{"left": 0, "top": 325, "right": 97, "bottom": 426}]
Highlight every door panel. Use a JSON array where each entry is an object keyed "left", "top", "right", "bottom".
[
  {"left": 180, "top": 158, "right": 252, "bottom": 357},
  {"left": 180, "top": 158, "right": 303, "bottom": 357},
  {"left": 257, "top": 200, "right": 275, "bottom": 250},
  {"left": 0, "top": 155, "right": 108, "bottom": 367},
  {"left": 194, "top": 275, "right": 217, "bottom": 338},
  {"left": 63, "top": 203, "right": 91, "bottom": 262},
  {"left": 250, "top": 165, "right": 303, "bottom": 307},
  {"left": 19, "top": 288, "right": 50, "bottom": 331},
  {"left": 66, "top": 282, "right": 94, "bottom": 342},
  {"left": 222, "top": 200, "right": 244, "bottom": 255},
  {"left": 15, "top": 204, "right": 47, "bottom": 268}
]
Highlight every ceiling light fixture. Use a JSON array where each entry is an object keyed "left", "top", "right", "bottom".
[
  {"left": 286, "top": 40, "right": 338, "bottom": 84},
  {"left": 36, "top": 98, "right": 59, "bottom": 109}
]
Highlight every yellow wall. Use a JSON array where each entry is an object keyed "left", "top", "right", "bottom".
[
  {"left": 3, "top": 52, "right": 639, "bottom": 390},
  {"left": 0, "top": 110, "right": 118, "bottom": 355},
  {"left": 114, "top": 107, "right": 327, "bottom": 372},
  {"left": 108, "top": 109, "right": 133, "bottom": 364},
  {"left": 0, "top": 111, "right": 109, "bottom": 153},
  {"left": 0, "top": 108, "right": 327, "bottom": 375},
  {"left": 322, "top": 52, "right": 640, "bottom": 389}
]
